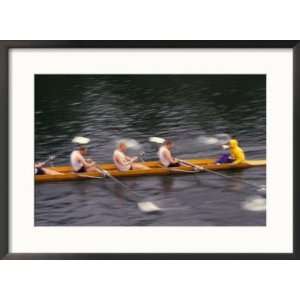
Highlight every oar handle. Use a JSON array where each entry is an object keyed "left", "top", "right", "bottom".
[
  {"left": 139, "top": 151, "right": 145, "bottom": 162},
  {"left": 95, "top": 167, "right": 110, "bottom": 178},
  {"left": 177, "top": 159, "right": 204, "bottom": 170}
]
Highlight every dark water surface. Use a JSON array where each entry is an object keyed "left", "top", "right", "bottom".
[{"left": 35, "top": 75, "right": 266, "bottom": 226}]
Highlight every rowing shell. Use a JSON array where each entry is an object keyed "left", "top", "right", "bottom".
[{"left": 35, "top": 158, "right": 266, "bottom": 183}]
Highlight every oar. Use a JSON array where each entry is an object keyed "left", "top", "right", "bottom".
[
  {"left": 36, "top": 154, "right": 59, "bottom": 169},
  {"left": 41, "top": 155, "right": 56, "bottom": 165},
  {"left": 177, "top": 159, "right": 265, "bottom": 191},
  {"left": 77, "top": 174, "right": 105, "bottom": 179},
  {"left": 94, "top": 167, "right": 161, "bottom": 213}
]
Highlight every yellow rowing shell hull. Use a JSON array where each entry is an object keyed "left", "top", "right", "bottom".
[{"left": 35, "top": 158, "right": 266, "bottom": 183}]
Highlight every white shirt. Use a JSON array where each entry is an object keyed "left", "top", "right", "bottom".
[
  {"left": 158, "top": 145, "right": 172, "bottom": 167},
  {"left": 113, "top": 149, "right": 131, "bottom": 171},
  {"left": 70, "top": 150, "right": 83, "bottom": 172}
]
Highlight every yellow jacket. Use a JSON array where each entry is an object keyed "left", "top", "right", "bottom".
[{"left": 229, "top": 139, "right": 245, "bottom": 164}]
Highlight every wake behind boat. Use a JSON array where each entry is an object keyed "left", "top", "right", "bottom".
[{"left": 35, "top": 158, "right": 266, "bottom": 183}]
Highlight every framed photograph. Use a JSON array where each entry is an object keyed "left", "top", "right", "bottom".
[{"left": 0, "top": 41, "right": 298, "bottom": 259}]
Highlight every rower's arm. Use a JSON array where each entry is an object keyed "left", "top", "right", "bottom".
[
  {"left": 126, "top": 155, "right": 138, "bottom": 162},
  {"left": 163, "top": 149, "right": 177, "bottom": 164},
  {"left": 116, "top": 155, "right": 132, "bottom": 166},
  {"left": 78, "top": 153, "right": 95, "bottom": 168}
]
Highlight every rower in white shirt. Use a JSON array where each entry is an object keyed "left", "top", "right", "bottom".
[
  {"left": 70, "top": 146, "right": 98, "bottom": 173},
  {"left": 158, "top": 139, "right": 181, "bottom": 167},
  {"left": 113, "top": 142, "right": 149, "bottom": 171}
]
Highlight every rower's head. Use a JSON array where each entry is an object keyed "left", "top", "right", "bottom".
[
  {"left": 229, "top": 139, "right": 239, "bottom": 148},
  {"left": 164, "top": 139, "right": 174, "bottom": 149},
  {"left": 118, "top": 142, "right": 127, "bottom": 152},
  {"left": 79, "top": 145, "right": 88, "bottom": 155}
]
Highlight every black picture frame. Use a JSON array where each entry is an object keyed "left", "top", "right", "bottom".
[{"left": 0, "top": 40, "right": 298, "bottom": 260}]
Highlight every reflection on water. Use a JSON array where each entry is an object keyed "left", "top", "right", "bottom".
[{"left": 35, "top": 75, "right": 266, "bottom": 226}]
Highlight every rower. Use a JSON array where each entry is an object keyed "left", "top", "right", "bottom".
[
  {"left": 229, "top": 138, "right": 246, "bottom": 164},
  {"left": 70, "top": 145, "right": 98, "bottom": 173},
  {"left": 113, "top": 142, "right": 149, "bottom": 171},
  {"left": 158, "top": 139, "right": 181, "bottom": 168},
  {"left": 217, "top": 138, "right": 246, "bottom": 164},
  {"left": 34, "top": 162, "right": 62, "bottom": 176}
]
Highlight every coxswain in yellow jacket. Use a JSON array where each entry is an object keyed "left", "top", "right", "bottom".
[{"left": 229, "top": 139, "right": 245, "bottom": 164}]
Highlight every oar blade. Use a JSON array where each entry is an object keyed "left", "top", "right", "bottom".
[
  {"left": 72, "top": 136, "right": 90, "bottom": 145},
  {"left": 215, "top": 133, "right": 231, "bottom": 144},
  {"left": 117, "top": 138, "right": 142, "bottom": 150},
  {"left": 197, "top": 136, "right": 219, "bottom": 145},
  {"left": 242, "top": 196, "right": 266, "bottom": 212},
  {"left": 138, "top": 201, "right": 161, "bottom": 213},
  {"left": 149, "top": 137, "right": 165, "bottom": 144},
  {"left": 196, "top": 133, "right": 231, "bottom": 146}
]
